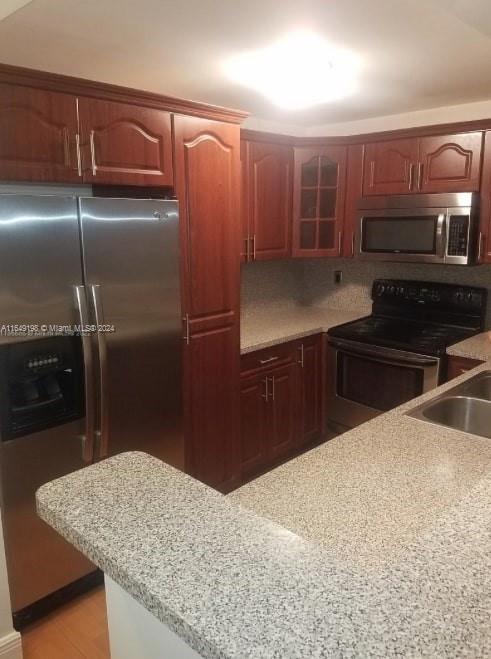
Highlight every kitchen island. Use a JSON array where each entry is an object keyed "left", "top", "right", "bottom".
[{"left": 36, "top": 363, "right": 491, "bottom": 658}]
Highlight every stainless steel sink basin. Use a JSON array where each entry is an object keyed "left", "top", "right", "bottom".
[
  {"left": 413, "top": 396, "right": 491, "bottom": 438},
  {"left": 407, "top": 370, "right": 491, "bottom": 439}
]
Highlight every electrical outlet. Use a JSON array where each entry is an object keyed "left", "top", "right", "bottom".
[{"left": 334, "top": 270, "right": 342, "bottom": 284}]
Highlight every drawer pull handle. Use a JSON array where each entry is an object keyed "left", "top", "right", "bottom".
[{"left": 259, "top": 356, "right": 279, "bottom": 364}]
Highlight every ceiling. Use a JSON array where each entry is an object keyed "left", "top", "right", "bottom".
[{"left": 1, "top": 0, "right": 491, "bottom": 129}]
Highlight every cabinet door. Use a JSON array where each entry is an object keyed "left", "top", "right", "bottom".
[
  {"left": 268, "top": 363, "right": 298, "bottom": 462},
  {"left": 174, "top": 115, "right": 241, "bottom": 492},
  {"left": 418, "top": 132, "right": 482, "bottom": 193},
  {"left": 78, "top": 97, "right": 173, "bottom": 186},
  {"left": 342, "top": 144, "right": 364, "bottom": 257},
  {"left": 446, "top": 355, "right": 484, "bottom": 381},
  {"left": 0, "top": 83, "right": 79, "bottom": 183},
  {"left": 479, "top": 130, "right": 491, "bottom": 263},
  {"left": 293, "top": 146, "right": 347, "bottom": 257},
  {"left": 240, "top": 373, "right": 269, "bottom": 477},
  {"left": 240, "top": 140, "right": 250, "bottom": 261},
  {"left": 363, "top": 138, "right": 418, "bottom": 195},
  {"left": 296, "top": 335, "right": 323, "bottom": 447},
  {"left": 246, "top": 140, "right": 292, "bottom": 260}
]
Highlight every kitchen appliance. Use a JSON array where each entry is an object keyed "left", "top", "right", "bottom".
[
  {"left": 0, "top": 194, "right": 183, "bottom": 627},
  {"left": 327, "top": 279, "right": 487, "bottom": 431},
  {"left": 355, "top": 192, "right": 480, "bottom": 264}
]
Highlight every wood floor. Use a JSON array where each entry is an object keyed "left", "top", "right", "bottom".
[{"left": 21, "top": 587, "right": 110, "bottom": 659}]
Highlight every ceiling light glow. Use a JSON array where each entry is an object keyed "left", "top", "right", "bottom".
[{"left": 222, "top": 31, "right": 360, "bottom": 111}]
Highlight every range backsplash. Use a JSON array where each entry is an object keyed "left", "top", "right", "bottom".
[{"left": 241, "top": 259, "right": 491, "bottom": 328}]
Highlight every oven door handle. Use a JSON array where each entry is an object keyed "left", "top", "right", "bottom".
[{"left": 328, "top": 337, "right": 440, "bottom": 367}]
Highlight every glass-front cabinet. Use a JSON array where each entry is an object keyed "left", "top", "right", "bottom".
[{"left": 292, "top": 146, "right": 347, "bottom": 257}]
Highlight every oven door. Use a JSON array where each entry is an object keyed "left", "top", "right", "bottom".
[
  {"left": 356, "top": 208, "right": 447, "bottom": 263},
  {"left": 327, "top": 338, "right": 440, "bottom": 430}
]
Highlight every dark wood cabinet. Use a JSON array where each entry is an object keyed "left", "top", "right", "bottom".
[
  {"left": 241, "top": 139, "right": 292, "bottom": 261},
  {"left": 0, "top": 83, "right": 79, "bottom": 183},
  {"left": 479, "top": 130, "right": 491, "bottom": 263},
  {"left": 174, "top": 115, "right": 241, "bottom": 492},
  {"left": 240, "top": 335, "right": 324, "bottom": 480},
  {"left": 363, "top": 138, "right": 417, "bottom": 196},
  {"left": 78, "top": 97, "right": 173, "bottom": 186},
  {"left": 296, "top": 334, "right": 323, "bottom": 447},
  {"left": 446, "top": 355, "right": 484, "bottom": 381},
  {"left": 418, "top": 133, "right": 482, "bottom": 193},
  {"left": 363, "top": 132, "right": 483, "bottom": 196},
  {"left": 292, "top": 146, "right": 347, "bottom": 257},
  {"left": 342, "top": 144, "right": 364, "bottom": 257}
]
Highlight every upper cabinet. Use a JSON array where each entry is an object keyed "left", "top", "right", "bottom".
[
  {"left": 77, "top": 98, "right": 173, "bottom": 186},
  {"left": 363, "top": 138, "right": 418, "bottom": 195},
  {"left": 363, "top": 132, "right": 483, "bottom": 196},
  {"left": 241, "top": 139, "right": 292, "bottom": 261},
  {"left": 418, "top": 132, "right": 482, "bottom": 193},
  {"left": 292, "top": 146, "right": 347, "bottom": 257},
  {"left": 0, "top": 83, "right": 80, "bottom": 183}
]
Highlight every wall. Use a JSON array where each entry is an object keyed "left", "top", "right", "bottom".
[{"left": 241, "top": 259, "right": 491, "bottom": 329}]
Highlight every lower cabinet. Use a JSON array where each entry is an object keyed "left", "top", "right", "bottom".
[
  {"left": 240, "top": 334, "right": 324, "bottom": 480},
  {"left": 446, "top": 355, "right": 484, "bottom": 381}
]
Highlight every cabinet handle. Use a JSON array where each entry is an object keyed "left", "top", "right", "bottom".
[
  {"left": 351, "top": 233, "right": 355, "bottom": 256},
  {"left": 252, "top": 234, "right": 256, "bottom": 260},
  {"left": 75, "top": 133, "right": 82, "bottom": 177},
  {"left": 408, "top": 163, "right": 415, "bottom": 191},
  {"left": 259, "top": 356, "right": 279, "bottom": 365},
  {"left": 261, "top": 378, "right": 269, "bottom": 401},
  {"left": 478, "top": 231, "right": 483, "bottom": 262},
  {"left": 182, "top": 313, "right": 190, "bottom": 345},
  {"left": 298, "top": 344, "right": 304, "bottom": 368},
  {"left": 417, "top": 162, "right": 423, "bottom": 190},
  {"left": 338, "top": 231, "right": 342, "bottom": 254},
  {"left": 89, "top": 130, "right": 97, "bottom": 176},
  {"left": 270, "top": 376, "right": 275, "bottom": 402}
]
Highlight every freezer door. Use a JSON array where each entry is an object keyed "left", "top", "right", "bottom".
[
  {"left": 79, "top": 198, "right": 183, "bottom": 468},
  {"left": 0, "top": 195, "right": 83, "bottom": 339}
]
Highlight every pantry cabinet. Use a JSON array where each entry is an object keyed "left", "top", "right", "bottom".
[
  {"left": 174, "top": 115, "right": 241, "bottom": 493},
  {"left": 363, "top": 132, "right": 483, "bottom": 196},
  {"left": 292, "top": 146, "right": 347, "bottom": 257},
  {"left": 241, "top": 138, "right": 293, "bottom": 261},
  {"left": 240, "top": 334, "right": 324, "bottom": 480}
]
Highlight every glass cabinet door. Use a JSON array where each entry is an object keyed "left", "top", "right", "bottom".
[{"left": 293, "top": 146, "right": 347, "bottom": 257}]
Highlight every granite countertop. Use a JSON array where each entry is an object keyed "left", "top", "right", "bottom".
[
  {"left": 37, "top": 362, "right": 491, "bottom": 658},
  {"left": 447, "top": 331, "right": 491, "bottom": 362},
  {"left": 240, "top": 306, "right": 366, "bottom": 354}
]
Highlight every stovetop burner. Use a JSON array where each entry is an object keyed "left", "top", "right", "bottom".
[{"left": 328, "top": 279, "right": 487, "bottom": 357}]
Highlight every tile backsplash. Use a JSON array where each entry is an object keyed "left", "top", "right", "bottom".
[{"left": 242, "top": 259, "right": 491, "bottom": 328}]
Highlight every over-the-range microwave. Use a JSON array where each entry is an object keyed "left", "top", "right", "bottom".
[{"left": 355, "top": 192, "right": 480, "bottom": 265}]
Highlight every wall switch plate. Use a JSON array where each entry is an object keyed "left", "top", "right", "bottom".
[{"left": 334, "top": 270, "right": 343, "bottom": 284}]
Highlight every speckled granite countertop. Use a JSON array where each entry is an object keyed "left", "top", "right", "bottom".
[
  {"left": 240, "top": 306, "right": 366, "bottom": 354},
  {"left": 37, "top": 362, "right": 491, "bottom": 658},
  {"left": 447, "top": 331, "right": 491, "bottom": 362}
]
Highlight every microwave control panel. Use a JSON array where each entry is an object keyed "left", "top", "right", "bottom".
[{"left": 447, "top": 215, "right": 469, "bottom": 257}]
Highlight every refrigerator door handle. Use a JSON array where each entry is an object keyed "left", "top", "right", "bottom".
[
  {"left": 90, "top": 284, "right": 109, "bottom": 459},
  {"left": 74, "top": 285, "right": 96, "bottom": 462}
]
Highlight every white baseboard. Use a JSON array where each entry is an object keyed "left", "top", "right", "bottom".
[{"left": 0, "top": 630, "right": 22, "bottom": 659}]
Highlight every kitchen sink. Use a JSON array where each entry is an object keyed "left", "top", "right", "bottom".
[{"left": 407, "top": 370, "right": 491, "bottom": 439}]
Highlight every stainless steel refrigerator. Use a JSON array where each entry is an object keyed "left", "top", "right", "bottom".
[{"left": 0, "top": 194, "right": 183, "bottom": 625}]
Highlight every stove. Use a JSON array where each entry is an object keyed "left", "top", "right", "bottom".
[{"left": 326, "top": 279, "right": 487, "bottom": 431}]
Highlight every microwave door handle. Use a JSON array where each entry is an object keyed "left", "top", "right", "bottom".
[
  {"left": 74, "top": 285, "right": 96, "bottom": 462},
  {"left": 91, "top": 284, "right": 109, "bottom": 459},
  {"left": 436, "top": 213, "right": 447, "bottom": 258}
]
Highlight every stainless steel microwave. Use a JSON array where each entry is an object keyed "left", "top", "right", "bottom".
[{"left": 355, "top": 192, "right": 480, "bottom": 265}]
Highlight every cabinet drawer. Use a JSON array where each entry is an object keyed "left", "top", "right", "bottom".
[{"left": 241, "top": 341, "right": 298, "bottom": 375}]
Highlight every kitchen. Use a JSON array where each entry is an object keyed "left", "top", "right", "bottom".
[{"left": 0, "top": 1, "right": 491, "bottom": 658}]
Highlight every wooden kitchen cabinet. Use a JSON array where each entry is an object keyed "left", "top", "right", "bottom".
[
  {"left": 241, "top": 139, "right": 293, "bottom": 261},
  {"left": 446, "top": 355, "right": 484, "bottom": 381},
  {"left": 240, "top": 334, "right": 324, "bottom": 480},
  {"left": 292, "top": 146, "right": 347, "bottom": 257},
  {"left": 363, "top": 138, "right": 418, "bottom": 196},
  {"left": 363, "top": 132, "right": 483, "bottom": 196},
  {"left": 78, "top": 97, "right": 173, "bottom": 186},
  {"left": 0, "top": 83, "right": 80, "bottom": 183},
  {"left": 174, "top": 114, "right": 241, "bottom": 493}
]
